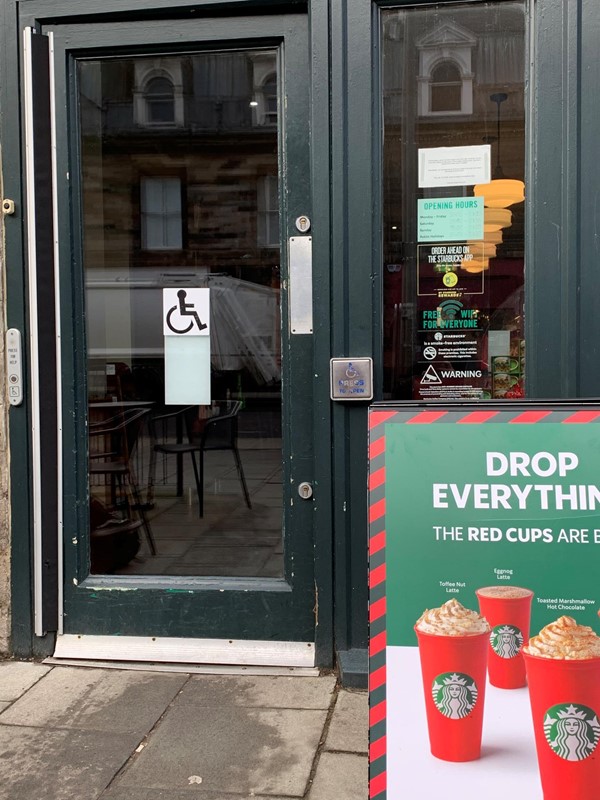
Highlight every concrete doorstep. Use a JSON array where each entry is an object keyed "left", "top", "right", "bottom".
[{"left": 0, "top": 661, "right": 368, "bottom": 800}]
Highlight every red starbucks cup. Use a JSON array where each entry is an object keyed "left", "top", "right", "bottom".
[
  {"left": 414, "top": 626, "right": 488, "bottom": 761},
  {"left": 523, "top": 652, "right": 600, "bottom": 800},
  {"left": 476, "top": 586, "right": 533, "bottom": 689}
]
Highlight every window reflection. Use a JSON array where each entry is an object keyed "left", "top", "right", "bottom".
[
  {"left": 145, "top": 76, "right": 176, "bottom": 124},
  {"left": 140, "top": 177, "right": 183, "bottom": 250},
  {"left": 430, "top": 61, "right": 462, "bottom": 113},
  {"left": 79, "top": 50, "right": 284, "bottom": 577}
]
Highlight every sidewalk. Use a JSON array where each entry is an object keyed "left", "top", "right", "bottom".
[{"left": 0, "top": 661, "right": 367, "bottom": 800}]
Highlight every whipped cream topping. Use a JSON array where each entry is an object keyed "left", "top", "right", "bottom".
[
  {"left": 416, "top": 599, "right": 490, "bottom": 637},
  {"left": 524, "top": 616, "right": 600, "bottom": 660}
]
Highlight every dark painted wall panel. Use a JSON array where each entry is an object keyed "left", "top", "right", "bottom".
[{"left": 578, "top": 0, "right": 600, "bottom": 397}]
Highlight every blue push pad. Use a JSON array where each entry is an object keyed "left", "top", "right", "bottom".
[{"left": 164, "top": 335, "right": 211, "bottom": 405}]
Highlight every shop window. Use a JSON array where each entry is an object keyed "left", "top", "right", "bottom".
[
  {"left": 140, "top": 177, "right": 183, "bottom": 250},
  {"left": 383, "top": 2, "right": 526, "bottom": 402},
  {"left": 257, "top": 175, "right": 279, "bottom": 247}
]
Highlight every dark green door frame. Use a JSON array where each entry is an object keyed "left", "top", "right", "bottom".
[
  {"left": 328, "top": 0, "right": 377, "bottom": 685},
  {"left": 529, "top": 0, "right": 600, "bottom": 398},
  {"left": 55, "top": 14, "right": 316, "bottom": 643},
  {"left": 1, "top": 0, "right": 40, "bottom": 657}
]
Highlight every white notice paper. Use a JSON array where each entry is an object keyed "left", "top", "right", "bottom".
[
  {"left": 418, "top": 145, "right": 491, "bottom": 189},
  {"left": 488, "top": 330, "right": 511, "bottom": 360}
]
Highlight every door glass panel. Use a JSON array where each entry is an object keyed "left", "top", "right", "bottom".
[
  {"left": 79, "top": 50, "right": 283, "bottom": 577},
  {"left": 382, "top": 2, "right": 526, "bottom": 401}
]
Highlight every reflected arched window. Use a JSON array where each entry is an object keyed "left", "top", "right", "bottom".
[
  {"left": 261, "top": 73, "right": 278, "bottom": 125},
  {"left": 430, "top": 60, "right": 462, "bottom": 113},
  {"left": 145, "top": 76, "right": 175, "bottom": 124}
]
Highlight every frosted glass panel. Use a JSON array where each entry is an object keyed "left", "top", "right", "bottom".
[{"left": 164, "top": 336, "right": 211, "bottom": 405}]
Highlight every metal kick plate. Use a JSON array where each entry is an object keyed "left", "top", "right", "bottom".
[
  {"left": 289, "top": 236, "right": 313, "bottom": 334},
  {"left": 330, "top": 357, "right": 374, "bottom": 401}
]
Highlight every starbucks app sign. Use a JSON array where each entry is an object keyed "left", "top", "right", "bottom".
[{"left": 368, "top": 405, "right": 600, "bottom": 800}]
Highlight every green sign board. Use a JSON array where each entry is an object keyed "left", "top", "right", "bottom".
[
  {"left": 417, "top": 197, "right": 484, "bottom": 242},
  {"left": 368, "top": 405, "right": 600, "bottom": 800}
]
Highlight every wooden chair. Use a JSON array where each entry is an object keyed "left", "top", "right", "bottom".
[{"left": 89, "top": 406, "right": 157, "bottom": 555}]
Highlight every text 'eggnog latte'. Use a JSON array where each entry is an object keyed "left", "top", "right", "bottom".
[
  {"left": 414, "top": 600, "right": 490, "bottom": 762},
  {"left": 523, "top": 616, "right": 600, "bottom": 800}
]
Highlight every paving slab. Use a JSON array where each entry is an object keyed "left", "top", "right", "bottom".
[
  {"left": 114, "top": 703, "right": 327, "bottom": 796},
  {"left": 324, "top": 690, "right": 368, "bottom": 753},
  {"left": 0, "top": 661, "right": 51, "bottom": 702},
  {"left": 179, "top": 674, "right": 336, "bottom": 709},
  {"left": 0, "top": 723, "right": 141, "bottom": 800},
  {"left": 0, "top": 666, "right": 187, "bottom": 733},
  {"left": 178, "top": 545, "right": 270, "bottom": 567},
  {"left": 144, "top": 539, "right": 193, "bottom": 556},
  {"left": 308, "top": 752, "right": 368, "bottom": 800},
  {"left": 193, "top": 531, "right": 282, "bottom": 546}
]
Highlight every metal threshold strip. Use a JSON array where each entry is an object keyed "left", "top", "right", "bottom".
[{"left": 52, "top": 634, "right": 316, "bottom": 670}]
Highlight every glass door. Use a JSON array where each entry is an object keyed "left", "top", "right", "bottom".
[{"left": 46, "top": 13, "right": 315, "bottom": 661}]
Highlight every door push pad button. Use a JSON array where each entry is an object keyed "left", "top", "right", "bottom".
[
  {"left": 330, "top": 357, "right": 373, "bottom": 401},
  {"left": 6, "top": 328, "right": 23, "bottom": 406}
]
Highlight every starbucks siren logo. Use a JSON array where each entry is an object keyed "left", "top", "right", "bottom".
[
  {"left": 432, "top": 672, "right": 478, "bottom": 720},
  {"left": 490, "top": 624, "right": 524, "bottom": 659},
  {"left": 544, "top": 703, "right": 600, "bottom": 762}
]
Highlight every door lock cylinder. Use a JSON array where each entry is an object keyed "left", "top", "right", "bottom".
[{"left": 298, "top": 482, "right": 313, "bottom": 500}]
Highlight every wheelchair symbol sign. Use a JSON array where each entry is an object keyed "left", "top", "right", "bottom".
[{"left": 163, "top": 288, "right": 210, "bottom": 336}]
